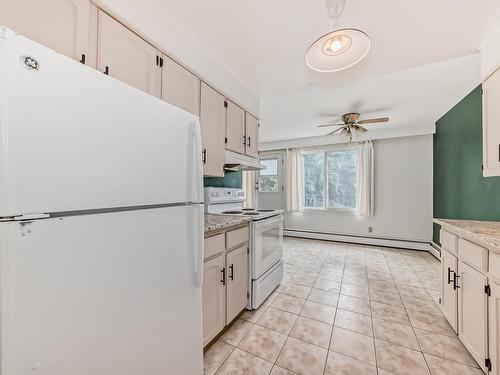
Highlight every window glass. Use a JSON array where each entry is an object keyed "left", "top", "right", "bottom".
[
  {"left": 259, "top": 159, "right": 279, "bottom": 192},
  {"left": 327, "top": 150, "right": 357, "bottom": 209},
  {"left": 303, "top": 153, "right": 324, "bottom": 207}
]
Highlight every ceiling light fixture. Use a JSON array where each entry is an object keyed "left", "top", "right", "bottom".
[{"left": 306, "top": 0, "right": 370, "bottom": 72}]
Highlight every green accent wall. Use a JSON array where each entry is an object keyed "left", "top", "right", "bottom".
[
  {"left": 204, "top": 171, "right": 242, "bottom": 188},
  {"left": 433, "top": 85, "right": 500, "bottom": 243}
]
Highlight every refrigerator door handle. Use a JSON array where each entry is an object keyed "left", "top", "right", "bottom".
[{"left": 190, "top": 121, "right": 204, "bottom": 203}]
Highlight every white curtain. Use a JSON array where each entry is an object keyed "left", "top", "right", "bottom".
[
  {"left": 285, "top": 148, "right": 303, "bottom": 212},
  {"left": 356, "top": 141, "right": 374, "bottom": 217},
  {"left": 242, "top": 171, "right": 256, "bottom": 209}
]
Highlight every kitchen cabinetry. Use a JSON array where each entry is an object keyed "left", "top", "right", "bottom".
[
  {"left": 226, "top": 100, "right": 246, "bottom": 154},
  {"left": 0, "top": 0, "right": 96, "bottom": 67},
  {"left": 226, "top": 244, "right": 249, "bottom": 323},
  {"left": 200, "top": 83, "right": 226, "bottom": 177},
  {"left": 457, "top": 260, "right": 488, "bottom": 373},
  {"left": 490, "top": 282, "right": 500, "bottom": 375},
  {"left": 483, "top": 67, "right": 500, "bottom": 177},
  {"left": 97, "top": 11, "right": 161, "bottom": 97},
  {"left": 245, "top": 113, "right": 259, "bottom": 157},
  {"left": 203, "top": 224, "right": 249, "bottom": 347},
  {"left": 202, "top": 254, "right": 226, "bottom": 347},
  {"left": 440, "top": 248, "right": 458, "bottom": 332},
  {"left": 161, "top": 55, "right": 200, "bottom": 116}
]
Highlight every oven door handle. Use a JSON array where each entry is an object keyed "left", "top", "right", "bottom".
[{"left": 254, "top": 215, "right": 284, "bottom": 228}]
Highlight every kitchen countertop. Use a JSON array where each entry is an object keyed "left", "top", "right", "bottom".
[
  {"left": 434, "top": 218, "right": 500, "bottom": 254},
  {"left": 204, "top": 214, "right": 251, "bottom": 234}
]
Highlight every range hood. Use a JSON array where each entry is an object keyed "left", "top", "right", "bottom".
[{"left": 224, "top": 150, "right": 265, "bottom": 171}]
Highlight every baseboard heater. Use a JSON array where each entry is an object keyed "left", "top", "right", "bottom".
[{"left": 284, "top": 229, "right": 440, "bottom": 258}]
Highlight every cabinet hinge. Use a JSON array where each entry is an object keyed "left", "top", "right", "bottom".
[
  {"left": 224, "top": 101, "right": 228, "bottom": 108},
  {"left": 486, "top": 358, "right": 492, "bottom": 371},
  {"left": 159, "top": 57, "right": 164, "bottom": 68},
  {"left": 485, "top": 284, "right": 491, "bottom": 296},
  {"left": 225, "top": 137, "right": 228, "bottom": 144},
  {"left": 438, "top": 297, "right": 441, "bottom": 304},
  {"left": 80, "top": 54, "right": 86, "bottom": 65},
  {"left": 156, "top": 55, "right": 159, "bottom": 66},
  {"left": 247, "top": 292, "right": 250, "bottom": 299}
]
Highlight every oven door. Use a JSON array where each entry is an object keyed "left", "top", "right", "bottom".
[{"left": 251, "top": 214, "right": 284, "bottom": 279}]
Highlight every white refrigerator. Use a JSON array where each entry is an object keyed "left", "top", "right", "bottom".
[{"left": 0, "top": 27, "right": 204, "bottom": 374}]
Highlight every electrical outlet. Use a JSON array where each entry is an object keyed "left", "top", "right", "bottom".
[{"left": 368, "top": 227, "right": 373, "bottom": 233}]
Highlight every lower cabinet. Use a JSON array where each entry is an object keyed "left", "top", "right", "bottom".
[
  {"left": 202, "top": 254, "right": 225, "bottom": 347},
  {"left": 490, "top": 282, "right": 500, "bottom": 375},
  {"left": 457, "top": 260, "right": 488, "bottom": 373},
  {"left": 226, "top": 245, "right": 249, "bottom": 323},
  {"left": 440, "top": 249, "right": 458, "bottom": 332},
  {"left": 202, "top": 225, "right": 249, "bottom": 347}
]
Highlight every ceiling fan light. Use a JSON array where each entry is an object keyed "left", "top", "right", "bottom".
[{"left": 306, "top": 28, "right": 370, "bottom": 72}]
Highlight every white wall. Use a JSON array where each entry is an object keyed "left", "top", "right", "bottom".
[
  {"left": 481, "top": 26, "right": 500, "bottom": 79},
  {"left": 94, "top": 0, "right": 259, "bottom": 115},
  {"left": 285, "top": 135, "right": 433, "bottom": 242}
]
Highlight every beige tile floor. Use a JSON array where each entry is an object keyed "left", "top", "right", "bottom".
[{"left": 204, "top": 238, "right": 483, "bottom": 375}]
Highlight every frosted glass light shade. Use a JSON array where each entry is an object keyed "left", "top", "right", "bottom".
[{"left": 306, "top": 28, "right": 370, "bottom": 72}]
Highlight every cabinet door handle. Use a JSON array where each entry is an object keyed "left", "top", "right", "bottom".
[
  {"left": 447, "top": 267, "right": 453, "bottom": 284},
  {"left": 453, "top": 273, "right": 460, "bottom": 290},
  {"left": 247, "top": 136, "right": 251, "bottom": 147},
  {"left": 221, "top": 268, "right": 226, "bottom": 285},
  {"left": 103, "top": 66, "right": 109, "bottom": 75},
  {"left": 229, "top": 264, "right": 234, "bottom": 280},
  {"left": 202, "top": 148, "right": 207, "bottom": 164},
  {"left": 243, "top": 135, "right": 247, "bottom": 146}
]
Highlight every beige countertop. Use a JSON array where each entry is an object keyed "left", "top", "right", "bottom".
[
  {"left": 434, "top": 218, "right": 500, "bottom": 254},
  {"left": 204, "top": 214, "right": 250, "bottom": 234}
]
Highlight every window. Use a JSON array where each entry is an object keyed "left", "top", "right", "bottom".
[
  {"left": 259, "top": 158, "right": 279, "bottom": 192},
  {"left": 302, "top": 148, "right": 357, "bottom": 209}
]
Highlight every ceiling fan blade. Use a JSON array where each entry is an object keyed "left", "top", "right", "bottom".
[
  {"left": 358, "top": 117, "right": 389, "bottom": 124},
  {"left": 316, "top": 123, "right": 345, "bottom": 128},
  {"left": 353, "top": 125, "right": 368, "bottom": 133},
  {"left": 327, "top": 127, "right": 345, "bottom": 135}
]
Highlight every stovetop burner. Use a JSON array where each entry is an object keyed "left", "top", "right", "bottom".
[
  {"left": 258, "top": 209, "right": 274, "bottom": 212},
  {"left": 242, "top": 208, "right": 256, "bottom": 211},
  {"left": 243, "top": 212, "right": 260, "bottom": 216},
  {"left": 222, "top": 211, "right": 244, "bottom": 214}
]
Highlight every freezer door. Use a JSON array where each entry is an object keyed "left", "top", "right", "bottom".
[
  {"left": 0, "top": 205, "right": 204, "bottom": 375},
  {"left": 0, "top": 29, "right": 203, "bottom": 216}
]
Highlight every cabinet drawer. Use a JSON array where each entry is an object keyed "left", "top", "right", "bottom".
[
  {"left": 226, "top": 226, "right": 249, "bottom": 249},
  {"left": 440, "top": 230, "right": 458, "bottom": 254},
  {"left": 458, "top": 238, "right": 487, "bottom": 272},
  {"left": 204, "top": 233, "right": 225, "bottom": 260},
  {"left": 490, "top": 253, "right": 500, "bottom": 281}
]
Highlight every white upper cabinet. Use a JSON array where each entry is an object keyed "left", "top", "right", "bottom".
[
  {"left": 0, "top": 0, "right": 96, "bottom": 67},
  {"left": 161, "top": 55, "right": 200, "bottom": 116},
  {"left": 245, "top": 113, "right": 259, "bottom": 158},
  {"left": 226, "top": 100, "right": 246, "bottom": 154},
  {"left": 200, "top": 83, "right": 226, "bottom": 177},
  {"left": 97, "top": 11, "right": 161, "bottom": 97},
  {"left": 483, "top": 68, "right": 500, "bottom": 177}
]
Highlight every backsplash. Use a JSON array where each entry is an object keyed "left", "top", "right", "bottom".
[
  {"left": 204, "top": 170, "right": 242, "bottom": 188},
  {"left": 433, "top": 85, "right": 500, "bottom": 243}
]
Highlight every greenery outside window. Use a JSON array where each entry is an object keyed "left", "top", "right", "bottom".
[
  {"left": 259, "top": 159, "right": 279, "bottom": 192},
  {"left": 302, "top": 147, "right": 358, "bottom": 210}
]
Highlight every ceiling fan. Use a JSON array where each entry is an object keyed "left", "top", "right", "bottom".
[{"left": 317, "top": 112, "right": 389, "bottom": 141}]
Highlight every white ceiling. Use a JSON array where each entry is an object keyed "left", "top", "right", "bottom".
[{"left": 153, "top": 0, "right": 500, "bottom": 142}]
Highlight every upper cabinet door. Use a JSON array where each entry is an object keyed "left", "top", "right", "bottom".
[
  {"left": 161, "top": 56, "right": 200, "bottom": 116},
  {"left": 0, "top": 0, "right": 94, "bottom": 66},
  {"left": 226, "top": 100, "right": 246, "bottom": 154},
  {"left": 483, "top": 69, "right": 500, "bottom": 177},
  {"left": 245, "top": 113, "right": 259, "bottom": 158},
  {"left": 200, "top": 83, "right": 226, "bottom": 177},
  {"left": 97, "top": 11, "right": 161, "bottom": 97}
]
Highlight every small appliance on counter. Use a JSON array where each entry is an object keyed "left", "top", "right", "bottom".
[{"left": 205, "top": 187, "right": 284, "bottom": 309}]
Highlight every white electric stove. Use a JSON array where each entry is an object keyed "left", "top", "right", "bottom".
[{"left": 204, "top": 187, "right": 284, "bottom": 309}]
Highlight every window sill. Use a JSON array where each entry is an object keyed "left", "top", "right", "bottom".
[{"left": 302, "top": 207, "right": 357, "bottom": 214}]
